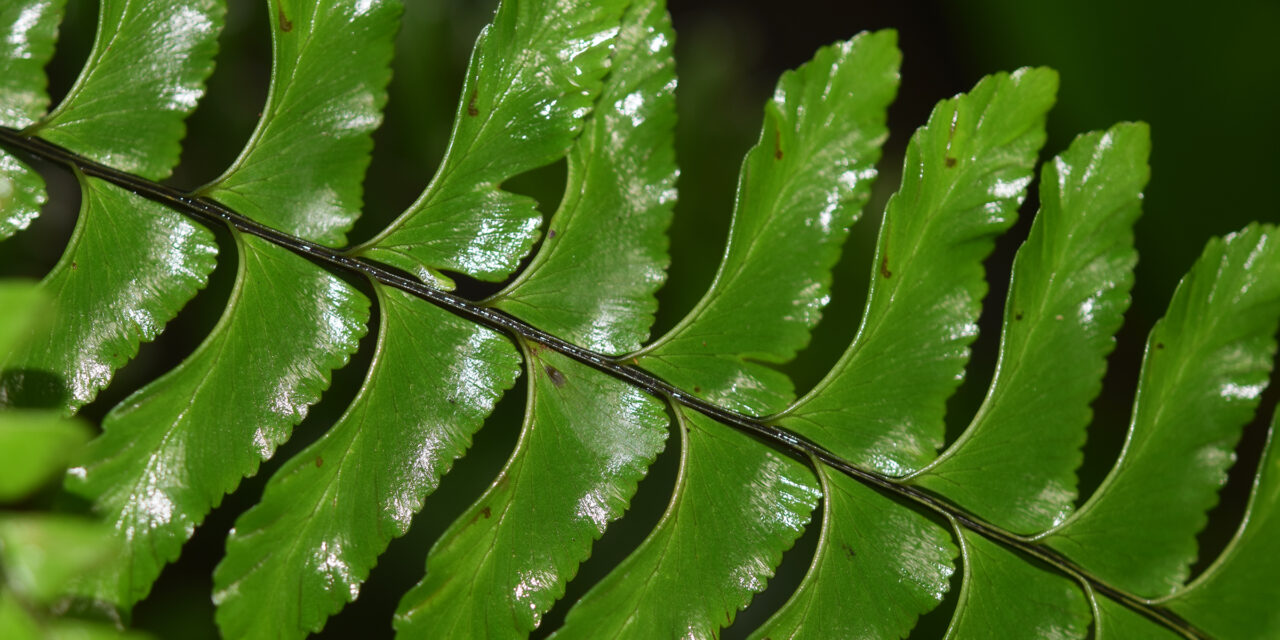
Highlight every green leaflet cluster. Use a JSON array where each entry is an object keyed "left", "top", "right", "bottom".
[{"left": 0, "top": 1, "right": 1277, "bottom": 640}]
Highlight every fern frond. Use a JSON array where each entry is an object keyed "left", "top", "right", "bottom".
[{"left": 0, "top": 0, "right": 1277, "bottom": 638}]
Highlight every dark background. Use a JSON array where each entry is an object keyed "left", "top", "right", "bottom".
[{"left": 4, "top": 0, "right": 1277, "bottom": 637}]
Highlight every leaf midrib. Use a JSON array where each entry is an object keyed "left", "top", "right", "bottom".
[{"left": 0, "top": 125, "right": 1210, "bottom": 640}]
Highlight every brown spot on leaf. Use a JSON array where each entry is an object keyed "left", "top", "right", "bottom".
[
  {"left": 548, "top": 229, "right": 557, "bottom": 239},
  {"left": 544, "top": 364, "right": 566, "bottom": 388},
  {"left": 315, "top": 456, "right": 323, "bottom": 468},
  {"left": 467, "top": 89, "right": 479, "bottom": 116},
  {"left": 70, "top": 261, "right": 78, "bottom": 270},
  {"left": 277, "top": 8, "right": 292, "bottom": 32},
  {"left": 945, "top": 156, "right": 957, "bottom": 168},
  {"left": 1015, "top": 312, "right": 1024, "bottom": 321},
  {"left": 693, "top": 386, "right": 702, "bottom": 393},
  {"left": 773, "top": 128, "right": 783, "bottom": 159},
  {"left": 481, "top": 506, "right": 491, "bottom": 519},
  {"left": 841, "top": 542, "right": 856, "bottom": 558},
  {"left": 1156, "top": 342, "right": 1165, "bottom": 350},
  {"left": 879, "top": 255, "right": 892, "bottom": 279}
]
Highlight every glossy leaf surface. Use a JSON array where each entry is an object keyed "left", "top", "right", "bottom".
[
  {"left": 0, "top": 150, "right": 44, "bottom": 241},
  {"left": 0, "top": 0, "right": 62, "bottom": 238},
  {"left": 357, "top": 0, "right": 628, "bottom": 287},
  {"left": 490, "top": 0, "right": 677, "bottom": 355},
  {"left": 393, "top": 6, "right": 675, "bottom": 632},
  {"left": 196, "top": 0, "right": 399, "bottom": 246},
  {"left": 779, "top": 68, "right": 1056, "bottom": 475},
  {"left": 213, "top": 286, "right": 519, "bottom": 640},
  {"left": 638, "top": 30, "right": 900, "bottom": 415},
  {"left": 1165, "top": 410, "right": 1280, "bottom": 639},
  {"left": 395, "top": 346, "right": 667, "bottom": 637},
  {"left": 945, "top": 527, "right": 1090, "bottom": 638},
  {"left": 751, "top": 465, "right": 956, "bottom": 639},
  {"left": 65, "top": 236, "right": 367, "bottom": 609},
  {"left": 1044, "top": 224, "right": 1280, "bottom": 597},
  {"left": 31, "top": 0, "right": 222, "bottom": 179},
  {"left": 0, "top": 0, "right": 63, "bottom": 127},
  {"left": 909, "top": 123, "right": 1150, "bottom": 532},
  {"left": 552, "top": 409, "right": 819, "bottom": 639},
  {"left": 0, "top": 175, "right": 217, "bottom": 412}
]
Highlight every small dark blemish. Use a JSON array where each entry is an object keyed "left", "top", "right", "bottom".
[
  {"left": 879, "top": 255, "right": 892, "bottom": 279},
  {"left": 481, "top": 506, "right": 491, "bottom": 519},
  {"left": 315, "top": 456, "right": 323, "bottom": 468},
  {"left": 544, "top": 364, "right": 566, "bottom": 388},
  {"left": 548, "top": 229, "right": 557, "bottom": 239},
  {"left": 693, "top": 386, "right": 702, "bottom": 393},
  {"left": 467, "top": 89, "right": 479, "bottom": 116},
  {"left": 773, "top": 128, "right": 783, "bottom": 160},
  {"left": 71, "top": 261, "right": 78, "bottom": 270},
  {"left": 841, "top": 542, "right": 856, "bottom": 558},
  {"left": 1015, "top": 312, "right": 1024, "bottom": 321},
  {"left": 1156, "top": 342, "right": 1165, "bottom": 350},
  {"left": 277, "top": 8, "right": 292, "bottom": 32},
  {"left": 945, "top": 156, "right": 957, "bottom": 168}
]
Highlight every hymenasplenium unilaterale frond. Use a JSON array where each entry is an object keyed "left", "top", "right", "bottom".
[{"left": 0, "top": 0, "right": 1277, "bottom": 638}]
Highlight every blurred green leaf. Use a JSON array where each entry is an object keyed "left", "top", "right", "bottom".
[
  {"left": 0, "top": 413, "right": 88, "bottom": 501},
  {"left": 0, "top": 514, "right": 116, "bottom": 603}
]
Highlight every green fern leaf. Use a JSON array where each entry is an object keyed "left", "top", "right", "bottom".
[
  {"left": 1164, "top": 411, "right": 1280, "bottom": 638},
  {"left": 354, "top": 0, "right": 629, "bottom": 289},
  {"left": 750, "top": 464, "right": 956, "bottom": 639},
  {"left": 554, "top": 408, "right": 819, "bottom": 639},
  {"left": 213, "top": 286, "right": 518, "bottom": 639},
  {"left": 1041, "top": 223, "right": 1280, "bottom": 597},
  {"left": 0, "top": 0, "right": 221, "bottom": 411},
  {"left": 777, "top": 67, "right": 1057, "bottom": 475},
  {"left": 1, "top": 177, "right": 216, "bottom": 410},
  {"left": 393, "top": 4, "right": 675, "bottom": 636},
  {"left": 28, "top": 0, "right": 223, "bottom": 180},
  {"left": 908, "top": 122, "right": 1151, "bottom": 533},
  {"left": 60, "top": 0, "right": 402, "bottom": 610},
  {"left": 636, "top": 29, "right": 899, "bottom": 416},
  {"left": 0, "top": 0, "right": 62, "bottom": 239},
  {"left": 1, "top": 1, "right": 1278, "bottom": 638}
]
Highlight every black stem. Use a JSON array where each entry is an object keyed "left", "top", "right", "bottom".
[{"left": 0, "top": 126, "right": 1207, "bottom": 639}]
